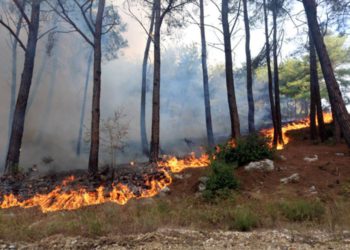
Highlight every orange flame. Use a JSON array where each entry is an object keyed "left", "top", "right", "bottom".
[
  {"left": 0, "top": 153, "right": 209, "bottom": 212},
  {"left": 158, "top": 152, "right": 210, "bottom": 173},
  {"left": 261, "top": 112, "right": 333, "bottom": 150}
]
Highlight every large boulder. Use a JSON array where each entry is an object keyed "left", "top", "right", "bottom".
[{"left": 244, "top": 159, "right": 275, "bottom": 172}]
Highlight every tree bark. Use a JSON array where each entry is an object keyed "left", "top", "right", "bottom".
[
  {"left": 149, "top": 0, "right": 161, "bottom": 162},
  {"left": 5, "top": 0, "right": 41, "bottom": 175},
  {"left": 77, "top": 50, "right": 93, "bottom": 156},
  {"left": 88, "top": 0, "right": 105, "bottom": 174},
  {"left": 303, "top": 0, "right": 350, "bottom": 147},
  {"left": 221, "top": 0, "right": 240, "bottom": 139},
  {"left": 140, "top": 6, "right": 155, "bottom": 157},
  {"left": 243, "top": 0, "right": 255, "bottom": 133},
  {"left": 263, "top": 0, "right": 277, "bottom": 145},
  {"left": 309, "top": 30, "right": 326, "bottom": 141},
  {"left": 272, "top": 0, "right": 283, "bottom": 145},
  {"left": 200, "top": 0, "right": 214, "bottom": 147}
]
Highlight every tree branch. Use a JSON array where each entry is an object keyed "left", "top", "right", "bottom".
[{"left": 0, "top": 18, "right": 26, "bottom": 51}]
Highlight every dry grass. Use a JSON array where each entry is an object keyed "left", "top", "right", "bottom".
[{"left": 0, "top": 191, "right": 350, "bottom": 242}]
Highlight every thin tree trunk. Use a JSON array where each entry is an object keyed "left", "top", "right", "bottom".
[
  {"left": 243, "top": 0, "right": 255, "bottom": 133},
  {"left": 272, "top": 0, "right": 283, "bottom": 145},
  {"left": 150, "top": 0, "right": 161, "bottom": 162},
  {"left": 88, "top": 0, "right": 105, "bottom": 174},
  {"left": 221, "top": 0, "right": 240, "bottom": 139},
  {"left": 199, "top": 0, "right": 214, "bottom": 147},
  {"left": 303, "top": 0, "right": 350, "bottom": 147},
  {"left": 140, "top": 6, "right": 155, "bottom": 157},
  {"left": 263, "top": 0, "right": 277, "bottom": 145},
  {"left": 77, "top": 50, "right": 93, "bottom": 156},
  {"left": 5, "top": 0, "right": 41, "bottom": 175}
]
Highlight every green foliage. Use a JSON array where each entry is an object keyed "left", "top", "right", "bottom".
[
  {"left": 235, "top": 134, "right": 274, "bottom": 166},
  {"left": 230, "top": 207, "right": 259, "bottom": 232},
  {"left": 215, "top": 143, "right": 237, "bottom": 163},
  {"left": 215, "top": 134, "right": 273, "bottom": 166},
  {"left": 203, "top": 161, "right": 238, "bottom": 201},
  {"left": 277, "top": 35, "right": 350, "bottom": 103},
  {"left": 279, "top": 200, "right": 325, "bottom": 222}
]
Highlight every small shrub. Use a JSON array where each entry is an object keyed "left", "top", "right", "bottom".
[
  {"left": 203, "top": 161, "right": 238, "bottom": 202},
  {"left": 279, "top": 200, "right": 325, "bottom": 222},
  {"left": 231, "top": 207, "right": 258, "bottom": 231},
  {"left": 235, "top": 134, "right": 274, "bottom": 166}
]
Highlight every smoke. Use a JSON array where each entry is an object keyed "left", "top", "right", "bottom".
[{"left": 0, "top": 16, "right": 272, "bottom": 172}]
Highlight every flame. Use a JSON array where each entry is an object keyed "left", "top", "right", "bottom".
[
  {"left": 0, "top": 153, "right": 207, "bottom": 212},
  {"left": 0, "top": 113, "right": 333, "bottom": 212},
  {"left": 261, "top": 112, "right": 333, "bottom": 150},
  {"left": 158, "top": 152, "right": 210, "bottom": 173}
]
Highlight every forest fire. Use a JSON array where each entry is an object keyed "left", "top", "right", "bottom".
[
  {"left": 0, "top": 113, "right": 333, "bottom": 212},
  {"left": 261, "top": 112, "right": 333, "bottom": 149},
  {"left": 0, "top": 154, "right": 210, "bottom": 212}
]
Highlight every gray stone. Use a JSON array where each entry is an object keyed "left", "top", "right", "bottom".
[
  {"left": 198, "top": 183, "right": 206, "bottom": 192},
  {"left": 244, "top": 159, "right": 274, "bottom": 172},
  {"left": 280, "top": 173, "right": 300, "bottom": 184},
  {"left": 304, "top": 155, "right": 318, "bottom": 162},
  {"left": 199, "top": 176, "right": 209, "bottom": 183}
]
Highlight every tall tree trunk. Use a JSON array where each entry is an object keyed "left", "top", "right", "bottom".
[
  {"left": 272, "top": 0, "right": 283, "bottom": 145},
  {"left": 140, "top": 6, "right": 155, "bottom": 156},
  {"left": 221, "top": 0, "right": 240, "bottom": 139},
  {"left": 5, "top": 0, "right": 41, "bottom": 175},
  {"left": 243, "top": 0, "right": 255, "bottom": 133},
  {"left": 309, "top": 30, "right": 326, "bottom": 141},
  {"left": 263, "top": 0, "right": 277, "bottom": 145},
  {"left": 149, "top": 0, "right": 161, "bottom": 162},
  {"left": 77, "top": 50, "right": 93, "bottom": 156},
  {"left": 303, "top": 0, "right": 350, "bottom": 147},
  {"left": 88, "top": 0, "right": 105, "bottom": 174},
  {"left": 200, "top": 0, "right": 214, "bottom": 147}
]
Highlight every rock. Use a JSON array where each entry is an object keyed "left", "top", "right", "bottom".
[
  {"left": 198, "top": 183, "right": 206, "bottom": 192},
  {"left": 308, "top": 185, "right": 318, "bottom": 196},
  {"left": 244, "top": 159, "right": 274, "bottom": 172},
  {"left": 160, "top": 186, "right": 170, "bottom": 194},
  {"left": 279, "top": 155, "right": 287, "bottom": 161},
  {"left": 184, "top": 173, "right": 192, "bottom": 179},
  {"left": 199, "top": 176, "right": 209, "bottom": 184},
  {"left": 304, "top": 155, "right": 318, "bottom": 162},
  {"left": 280, "top": 173, "right": 300, "bottom": 184},
  {"left": 174, "top": 174, "right": 183, "bottom": 180}
]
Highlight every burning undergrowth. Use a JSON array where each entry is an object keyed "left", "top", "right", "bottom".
[
  {"left": 0, "top": 113, "right": 333, "bottom": 213},
  {"left": 0, "top": 155, "right": 210, "bottom": 213}
]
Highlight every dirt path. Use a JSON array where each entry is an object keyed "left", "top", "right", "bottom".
[{"left": 2, "top": 228, "right": 350, "bottom": 249}]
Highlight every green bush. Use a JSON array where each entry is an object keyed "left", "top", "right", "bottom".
[
  {"left": 279, "top": 200, "right": 325, "bottom": 222},
  {"left": 214, "top": 134, "right": 273, "bottom": 166},
  {"left": 235, "top": 134, "right": 273, "bottom": 166},
  {"left": 231, "top": 207, "right": 259, "bottom": 232},
  {"left": 215, "top": 143, "right": 237, "bottom": 163},
  {"left": 203, "top": 161, "right": 238, "bottom": 201}
]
